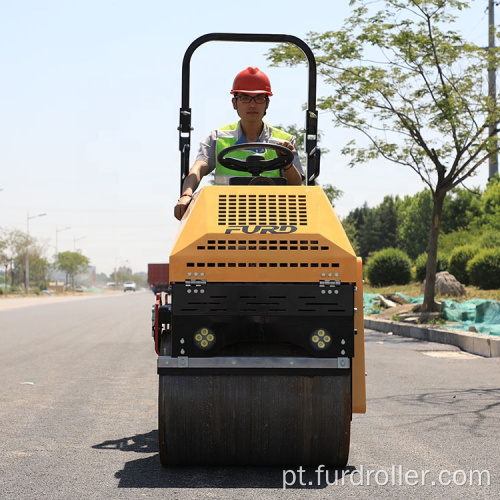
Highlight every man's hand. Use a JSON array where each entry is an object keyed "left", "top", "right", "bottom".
[
  {"left": 174, "top": 194, "right": 192, "bottom": 220},
  {"left": 275, "top": 141, "right": 302, "bottom": 185},
  {"left": 276, "top": 140, "right": 296, "bottom": 158}
]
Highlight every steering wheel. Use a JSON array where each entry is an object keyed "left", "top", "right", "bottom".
[{"left": 217, "top": 142, "right": 294, "bottom": 177}]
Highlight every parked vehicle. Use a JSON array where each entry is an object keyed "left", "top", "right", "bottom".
[{"left": 123, "top": 281, "right": 136, "bottom": 292}]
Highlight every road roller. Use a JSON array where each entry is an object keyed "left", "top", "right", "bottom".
[{"left": 153, "top": 33, "right": 366, "bottom": 467}]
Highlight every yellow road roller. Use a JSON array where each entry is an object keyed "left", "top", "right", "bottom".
[{"left": 153, "top": 33, "right": 365, "bottom": 467}]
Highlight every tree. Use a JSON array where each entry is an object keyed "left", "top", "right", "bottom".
[
  {"left": 29, "top": 257, "right": 50, "bottom": 289},
  {"left": 267, "top": 0, "right": 500, "bottom": 311},
  {"left": 441, "top": 186, "right": 482, "bottom": 234},
  {"left": 473, "top": 174, "right": 500, "bottom": 230},
  {"left": 56, "top": 251, "right": 90, "bottom": 288},
  {"left": 0, "top": 230, "right": 7, "bottom": 290},
  {"left": 343, "top": 203, "right": 370, "bottom": 234},
  {"left": 275, "top": 123, "right": 330, "bottom": 167},
  {"left": 6, "top": 229, "right": 39, "bottom": 288},
  {"left": 342, "top": 203, "right": 370, "bottom": 257},
  {"left": 398, "top": 190, "right": 433, "bottom": 260},
  {"left": 358, "top": 195, "right": 400, "bottom": 259},
  {"left": 322, "top": 183, "right": 344, "bottom": 208},
  {"left": 322, "top": 183, "right": 360, "bottom": 252},
  {"left": 342, "top": 197, "right": 399, "bottom": 259},
  {"left": 0, "top": 228, "right": 49, "bottom": 291}
]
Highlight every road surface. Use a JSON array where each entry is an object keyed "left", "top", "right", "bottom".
[{"left": 0, "top": 292, "right": 498, "bottom": 499}]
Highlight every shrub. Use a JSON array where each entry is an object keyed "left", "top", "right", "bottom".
[
  {"left": 480, "top": 229, "right": 500, "bottom": 249},
  {"left": 448, "top": 245, "right": 477, "bottom": 285},
  {"left": 414, "top": 253, "right": 449, "bottom": 282},
  {"left": 467, "top": 249, "right": 500, "bottom": 290},
  {"left": 366, "top": 248, "right": 412, "bottom": 286}
]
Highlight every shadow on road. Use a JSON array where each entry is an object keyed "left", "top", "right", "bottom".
[
  {"left": 93, "top": 430, "right": 355, "bottom": 489},
  {"left": 93, "top": 429, "right": 158, "bottom": 454}
]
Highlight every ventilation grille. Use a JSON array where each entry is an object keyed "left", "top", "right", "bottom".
[
  {"left": 217, "top": 193, "right": 308, "bottom": 226},
  {"left": 189, "top": 238, "right": 339, "bottom": 269},
  {"left": 186, "top": 261, "right": 339, "bottom": 268},
  {"left": 197, "top": 239, "right": 329, "bottom": 251}
]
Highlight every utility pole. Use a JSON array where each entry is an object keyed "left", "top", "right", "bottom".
[{"left": 488, "top": 0, "right": 498, "bottom": 180}]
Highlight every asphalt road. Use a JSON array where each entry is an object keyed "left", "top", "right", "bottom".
[{"left": 0, "top": 292, "right": 498, "bottom": 499}]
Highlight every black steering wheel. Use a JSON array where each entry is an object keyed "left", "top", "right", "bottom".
[{"left": 217, "top": 142, "right": 294, "bottom": 177}]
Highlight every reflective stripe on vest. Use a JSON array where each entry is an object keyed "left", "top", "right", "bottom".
[{"left": 214, "top": 123, "right": 292, "bottom": 182}]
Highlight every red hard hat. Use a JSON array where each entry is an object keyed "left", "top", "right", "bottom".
[{"left": 230, "top": 67, "right": 273, "bottom": 96}]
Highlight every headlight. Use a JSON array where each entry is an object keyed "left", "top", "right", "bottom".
[
  {"left": 310, "top": 328, "right": 332, "bottom": 351},
  {"left": 194, "top": 327, "right": 216, "bottom": 350}
]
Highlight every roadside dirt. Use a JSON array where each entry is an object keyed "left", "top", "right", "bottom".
[{"left": 0, "top": 292, "right": 123, "bottom": 311}]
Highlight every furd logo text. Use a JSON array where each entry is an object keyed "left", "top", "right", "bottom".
[{"left": 225, "top": 225, "right": 298, "bottom": 234}]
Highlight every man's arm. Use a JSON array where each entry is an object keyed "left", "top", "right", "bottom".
[
  {"left": 282, "top": 162, "right": 302, "bottom": 185},
  {"left": 277, "top": 139, "right": 303, "bottom": 185},
  {"left": 174, "top": 160, "right": 212, "bottom": 220}
]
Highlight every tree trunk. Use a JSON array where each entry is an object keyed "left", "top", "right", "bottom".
[{"left": 422, "top": 190, "right": 446, "bottom": 312}]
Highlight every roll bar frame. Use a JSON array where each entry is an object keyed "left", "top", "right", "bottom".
[{"left": 178, "top": 33, "right": 320, "bottom": 192}]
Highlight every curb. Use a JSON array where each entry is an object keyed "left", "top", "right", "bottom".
[{"left": 364, "top": 317, "right": 500, "bottom": 358}]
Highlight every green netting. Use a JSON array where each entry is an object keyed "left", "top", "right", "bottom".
[
  {"left": 364, "top": 293, "right": 500, "bottom": 337},
  {"left": 442, "top": 299, "right": 500, "bottom": 336},
  {"left": 363, "top": 293, "right": 385, "bottom": 315}
]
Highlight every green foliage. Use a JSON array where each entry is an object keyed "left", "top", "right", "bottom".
[
  {"left": 0, "top": 228, "right": 46, "bottom": 288},
  {"left": 56, "top": 251, "right": 90, "bottom": 286},
  {"left": 448, "top": 244, "right": 478, "bottom": 285},
  {"left": 344, "top": 196, "right": 400, "bottom": 259},
  {"left": 467, "top": 248, "right": 500, "bottom": 290},
  {"left": 398, "top": 190, "right": 433, "bottom": 260},
  {"left": 438, "top": 228, "right": 478, "bottom": 255},
  {"left": 472, "top": 175, "right": 500, "bottom": 230},
  {"left": 341, "top": 219, "right": 360, "bottom": 255},
  {"left": 132, "top": 272, "right": 148, "bottom": 288},
  {"left": 29, "top": 257, "right": 49, "bottom": 287},
  {"left": 267, "top": 0, "right": 499, "bottom": 181},
  {"left": 366, "top": 248, "right": 412, "bottom": 286},
  {"left": 341, "top": 183, "right": 500, "bottom": 271},
  {"left": 342, "top": 203, "right": 369, "bottom": 243},
  {"left": 275, "top": 123, "right": 329, "bottom": 166},
  {"left": 267, "top": 0, "right": 500, "bottom": 309},
  {"left": 322, "top": 184, "right": 344, "bottom": 208},
  {"left": 441, "top": 187, "right": 482, "bottom": 234},
  {"left": 480, "top": 229, "right": 500, "bottom": 249},
  {"left": 414, "top": 253, "right": 448, "bottom": 282},
  {"left": 428, "top": 317, "right": 447, "bottom": 326},
  {"left": 0, "top": 232, "right": 6, "bottom": 266}
]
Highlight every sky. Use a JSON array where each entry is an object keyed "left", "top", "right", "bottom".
[{"left": 0, "top": 0, "right": 494, "bottom": 276}]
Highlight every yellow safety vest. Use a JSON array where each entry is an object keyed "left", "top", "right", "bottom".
[{"left": 215, "top": 122, "right": 292, "bottom": 181}]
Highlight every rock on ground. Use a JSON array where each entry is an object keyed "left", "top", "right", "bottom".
[{"left": 422, "top": 271, "right": 466, "bottom": 297}]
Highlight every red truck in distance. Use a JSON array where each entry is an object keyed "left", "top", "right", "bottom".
[{"left": 148, "top": 263, "right": 170, "bottom": 294}]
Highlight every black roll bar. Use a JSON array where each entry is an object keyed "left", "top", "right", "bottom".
[{"left": 178, "top": 32, "right": 320, "bottom": 192}]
